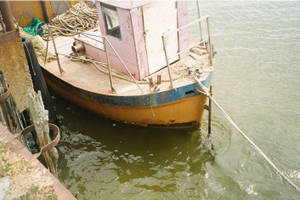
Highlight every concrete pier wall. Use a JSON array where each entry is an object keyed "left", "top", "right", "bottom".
[{"left": 0, "top": 123, "right": 76, "bottom": 200}]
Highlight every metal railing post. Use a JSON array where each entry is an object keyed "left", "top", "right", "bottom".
[
  {"left": 48, "top": 25, "right": 64, "bottom": 75},
  {"left": 104, "top": 38, "right": 144, "bottom": 94},
  {"left": 47, "top": 25, "right": 144, "bottom": 94},
  {"left": 44, "top": 27, "right": 50, "bottom": 66},
  {"left": 161, "top": 34, "right": 174, "bottom": 89},
  {"left": 196, "top": 0, "right": 203, "bottom": 42},
  {"left": 205, "top": 17, "right": 212, "bottom": 65},
  {"left": 103, "top": 37, "right": 116, "bottom": 93}
]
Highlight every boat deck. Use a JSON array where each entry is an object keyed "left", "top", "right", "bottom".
[{"left": 44, "top": 34, "right": 212, "bottom": 97}]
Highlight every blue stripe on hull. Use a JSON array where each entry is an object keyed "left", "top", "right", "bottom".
[
  {"left": 43, "top": 67, "right": 213, "bottom": 108},
  {"left": 89, "top": 72, "right": 213, "bottom": 107}
]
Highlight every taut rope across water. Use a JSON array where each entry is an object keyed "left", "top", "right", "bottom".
[{"left": 194, "top": 77, "right": 300, "bottom": 195}]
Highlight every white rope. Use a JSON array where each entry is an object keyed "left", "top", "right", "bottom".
[
  {"left": 194, "top": 77, "right": 300, "bottom": 194},
  {"left": 43, "top": 2, "right": 98, "bottom": 39}
]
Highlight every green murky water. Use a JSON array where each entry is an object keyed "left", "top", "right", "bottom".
[{"left": 53, "top": 1, "right": 300, "bottom": 199}]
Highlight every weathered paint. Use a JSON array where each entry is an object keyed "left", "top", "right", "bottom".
[
  {"left": 10, "top": 1, "right": 53, "bottom": 27},
  {"left": 0, "top": 37, "right": 33, "bottom": 112},
  {"left": 0, "top": 124, "right": 76, "bottom": 200},
  {"left": 93, "top": 1, "right": 191, "bottom": 80},
  {"left": 177, "top": 1, "right": 190, "bottom": 59},
  {"left": 45, "top": 66, "right": 212, "bottom": 108},
  {"left": 76, "top": 37, "right": 131, "bottom": 76},
  {"left": 10, "top": 1, "right": 81, "bottom": 27},
  {"left": 142, "top": 1, "right": 178, "bottom": 74},
  {"left": 96, "top": 2, "right": 140, "bottom": 80},
  {"left": 130, "top": 7, "right": 149, "bottom": 79},
  {"left": 43, "top": 68, "right": 212, "bottom": 128}
]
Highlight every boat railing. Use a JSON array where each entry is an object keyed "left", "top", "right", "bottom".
[
  {"left": 46, "top": 25, "right": 143, "bottom": 94},
  {"left": 165, "top": 16, "right": 211, "bottom": 60},
  {"left": 162, "top": 1, "right": 213, "bottom": 89}
]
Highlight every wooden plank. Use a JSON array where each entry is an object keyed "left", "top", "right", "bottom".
[
  {"left": 0, "top": 70, "right": 23, "bottom": 134},
  {"left": 27, "top": 90, "right": 59, "bottom": 176}
]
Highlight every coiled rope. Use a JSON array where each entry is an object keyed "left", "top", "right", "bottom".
[
  {"left": 194, "top": 77, "right": 300, "bottom": 194},
  {"left": 43, "top": 2, "right": 98, "bottom": 39}
]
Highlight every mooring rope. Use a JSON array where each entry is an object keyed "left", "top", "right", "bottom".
[
  {"left": 194, "top": 77, "right": 300, "bottom": 194},
  {"left": 43, "top": 2, "right": 98, "bottom": 40}
]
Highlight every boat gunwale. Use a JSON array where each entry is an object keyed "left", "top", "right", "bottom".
[{"left": 42, "top": 67, "right": 213, "bottom": 108}]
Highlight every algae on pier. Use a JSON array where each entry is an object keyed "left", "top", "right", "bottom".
[{"left": 0, "top": 143, "right": 57, "bottom": 200}]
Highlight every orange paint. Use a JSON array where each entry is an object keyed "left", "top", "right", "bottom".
[
  {"left": 45, "top": 76, "right": 207, "bottom": 128},
  {"left": 10, "top": 1, "right": 53, "bottom": 27}
]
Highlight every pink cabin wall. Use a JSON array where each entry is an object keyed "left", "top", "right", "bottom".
[
  {"left": 95, "top": 2, "right": 140, "bottom": 80},
  {"left": 177, "top": 1, "right": 190, "bottom": 58},
  {"left": 83, "top": 43, "right": 128, "bottom": 78},
  {"left": 90, "top": 2, "right": 189, "bottom": 80},
  {"left": 130, "top": 8, "right": 149, "bottom": 79}
]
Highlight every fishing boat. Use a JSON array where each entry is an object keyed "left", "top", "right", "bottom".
[{"left": 41, "top": 0, "right": 215, "bottom": 129}]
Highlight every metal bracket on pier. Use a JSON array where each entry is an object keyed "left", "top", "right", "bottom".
[{"left": 12, "top": 123, "right": 61, "bottom": 159}]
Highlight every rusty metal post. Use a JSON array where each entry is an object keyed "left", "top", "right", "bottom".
[
  {"left": 0, "top": 0, "right": 15, "bottom": 32},
  {"left": 157, "top": 74, "right": 161, "bottom": 85},
  {"left": 162, "top": 34, "right": 174, "bottom": 89},
  {"left": 208, "top": 85, "right": 212, "bottom": 136},
  {"left": 103, "top": 37, "right": 116, "bottom": 93}
]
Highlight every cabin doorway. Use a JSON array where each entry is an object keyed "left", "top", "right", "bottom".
[{"left": 142, "top": 2, "right": 179, "bottom": 74}]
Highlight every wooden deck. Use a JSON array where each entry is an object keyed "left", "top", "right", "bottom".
[{"left": 44, "top": 34, "right": 212, "bottom": 97}]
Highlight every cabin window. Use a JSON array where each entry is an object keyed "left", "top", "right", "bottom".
[{"left": 101, "top": 4, "right": 121, "bottom": 39}]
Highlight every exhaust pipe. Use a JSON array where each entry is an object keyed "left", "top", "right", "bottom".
[{"left": 71, "top": 42, "right": 85, "bottom": 54}]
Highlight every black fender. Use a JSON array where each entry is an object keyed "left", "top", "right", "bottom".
[{"left": 22, "top": 36, "right": 56, "bottom": 122}]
